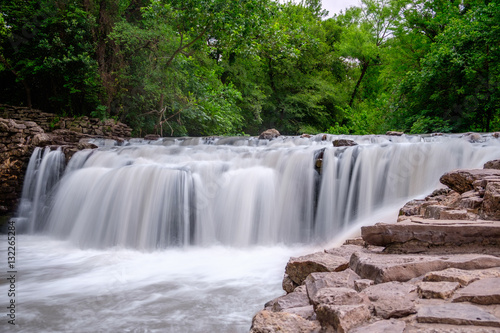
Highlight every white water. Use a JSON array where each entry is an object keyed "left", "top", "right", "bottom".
[{"left": 5, "top": 134, "right": 500, "bottom": 332}]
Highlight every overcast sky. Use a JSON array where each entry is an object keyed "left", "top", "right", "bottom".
[{"left": 322, "top": 0, "right": 361, "bottom": 16}]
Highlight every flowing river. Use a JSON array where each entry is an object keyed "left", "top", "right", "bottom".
[{"left": 3, "top": 133, "right": 500, "bottom": 332}]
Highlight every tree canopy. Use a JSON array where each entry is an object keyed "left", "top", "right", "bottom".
[{"left": 1, "top": 0, "right": 499, "bottom": 136}]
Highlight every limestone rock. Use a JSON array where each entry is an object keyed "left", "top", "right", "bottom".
[
  {"left": 315, "top": 303, "right": 371, "bottom": 333},
  {"left": 324, "top": 244, "right": 367, "bottom": 260},
  {"left": 258, "top": 129, "right": 280, "bottom": 140},
  {"left": 282, "top": 305, "right": 316, "bottom": 320},
  {"left": 350, "top": 251, "right": 500, "bottom": 284},
  {"left": 309, "top": 287, "right": 364, "bottom": 308},
  {"left": 417, "top": 303, "right": 500, "bottom": 327},
  {"left": 285, "top": 252, "right": 349, "bottom": 285},
  {"left": 282, "top": 274, "right": 297, "bottom": 293},
  {"left": 249, "top": 310, "right": 321, "bottom": 333},
  {"left": 361, "top": 281, "right": 417, "bottom": 319},
  {"left": 350, "top": 319, "right": 406, "bottom": 333},
  {"left": 333, "top": 139, "right": 357, "bottom": 147},
  {"left": 417, "top": 281, "right": 460, "bottom": 299},
  {"left": 424, "top": 267, "right": 500, "bottom": 287},
  {"left": 265, "top": 286, "right": 310, "bottom": 312},
  {"left": 440, "top": 169, "right": 500, "bottom": 194},
  {"left": 304, "top": 270, "right": 360, "bottom": 300},
  {"left": 439, "top": 209, "right": 469, "bottom": 220},
  {"left": 424, "top": 205, "right": 450, "bottom": 219},
  {"left": 453, "top": 278, "right": 500, "bottom": 305}
]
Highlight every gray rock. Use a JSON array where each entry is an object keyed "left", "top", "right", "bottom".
[
  {"left": 417, "top": 303, "right": 500, "bottom": 327},
  {"left": 354, "top": 279, "right": 374, "bottom": 292},
  {"left": 453, "top": 278, "right": 500, "bottom": 305},
  {"left": 386, "top": 131, "right": 404, "bottom": 136}
]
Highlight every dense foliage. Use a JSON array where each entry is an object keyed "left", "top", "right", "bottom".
[{"left": 1, "top": 0, "right": 498, "bottom": 136}]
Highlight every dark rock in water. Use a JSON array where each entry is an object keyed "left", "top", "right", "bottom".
[
  {"left": 333, "top": 139, "right": 357, "bottom": 147},
  {"left": 144, "top": 134, "right": 160, "bottom": 140},
  {"left": 386, "top": 131, "right": 404, "bottom": 136},
  {"left": 462, "top": 132, "right": 482, "bottom": 142},
  {"left": 259, "top": 128, "right": 280, "bottom": 140},
  {"left": 484, "top": 159, "right": 500, "bottom": 170}
]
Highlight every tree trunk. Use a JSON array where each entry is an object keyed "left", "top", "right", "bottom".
[{"left": 349, "top": 61, "right": 370, "bottom": 108}]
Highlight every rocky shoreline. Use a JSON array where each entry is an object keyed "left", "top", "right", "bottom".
[
  {"left": 250, "top": 160, "right": 500, "bottom": 333},
  {"left": 0, "top": 105, "right": 132, "bottom": 215}
]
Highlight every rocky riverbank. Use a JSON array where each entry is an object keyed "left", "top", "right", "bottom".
[
  {"left": 0, "top": 105, "right": 132, "bottom": 214},
  {"left": 250, "top": 160, "right": 500, "bottom": 333}
]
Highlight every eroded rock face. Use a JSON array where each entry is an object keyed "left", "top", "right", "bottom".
[
  {"left": 305, "top": 270, "right": 360, "bottom": 300},
  {"left": 315, "top": 303, "right": 371, "bottom": 333}
]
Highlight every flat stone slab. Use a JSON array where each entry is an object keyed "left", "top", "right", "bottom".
[
  {"left": 361, "top": 281, "right": 417, "bottom": 319},
  {"left": 350, "top": 252, "right": 500, "bottom": 284},
  {"left": 424, "top": 267, "right": 500, "bottom": 286},
  {"left": 406, "top": 323, "right": 500, "bottom": 332},
  {"left": 351, "top": 319, "right": 406, "bottom": 333},
  {"left": 418, "top": 281, "right": 460, "bottom": 299},
  {"left": 309, "top": 287, "right": 364, "bottom": 308},
  {"left": 417, "top": 303, "right": 500, "bottom": 327},
  {"left": 361, "top": 219, "right": 500, "bottom": 247},
  {"left": 285, "top": 251, "right": 349, "bottom": 285},
  {"left": 453, "top": 278, "right": 500, "bottom": 305}
]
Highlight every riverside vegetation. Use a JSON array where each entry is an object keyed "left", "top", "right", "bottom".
[{"left": 1, "top": 0, "right": 499, "bottom": 137}]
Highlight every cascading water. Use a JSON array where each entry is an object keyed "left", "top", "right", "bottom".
[{"left": 6, "top": 134, "right": 500, "bottom": 332}]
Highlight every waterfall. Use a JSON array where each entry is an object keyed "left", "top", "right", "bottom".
[{"left": 17, "top": 134, "right": 500, "bottom": 249}]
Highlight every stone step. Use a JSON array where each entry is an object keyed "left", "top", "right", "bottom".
[{"left": 361, "top": 218, "right": 500, "bottom": 248}]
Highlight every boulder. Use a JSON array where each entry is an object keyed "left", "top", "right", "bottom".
[
  {"left": 282, "top": 274, "right": 297, "bottom": 293},
  {"left": 315, "top": 303, "right": 371, "bottom": 333},
  {"left": 281, "top": 305, "right": 316, "bottom": 320},
  {"left": 258, "top": 129, "right": 280, "bottom": 140},
  {"left": 361, "top": 281, "right": 417, "bottom": 319},
  {"left": 354, "top": 279, "right": 374, "bottom": 292},
  {"left": 285, "top": 252, "right": 349, "bottom": 286},
  {"left": 417, "top": 303, "right": 500, "bottom": 327},
  {"left": 440, "top": 169, "right": 500, "bottom": 194},
  {"left": 333, "top": 139, "right": 357, "bottom": 147},
  {"left": 417, "top": 281, "right": 460, "bottom": 299},
  {"left": 452, "top": 278, "right": 500, "bottom": 305},
  {"left": 249, "top": 310, "right": 321, "bottom": 333},
  {"left": 144, "top": 134, "right": 160, "bottom": 140}
]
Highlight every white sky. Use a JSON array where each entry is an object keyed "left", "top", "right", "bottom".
[{"left": 322, "top": 0, "right": 361, "bottom": 16}]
